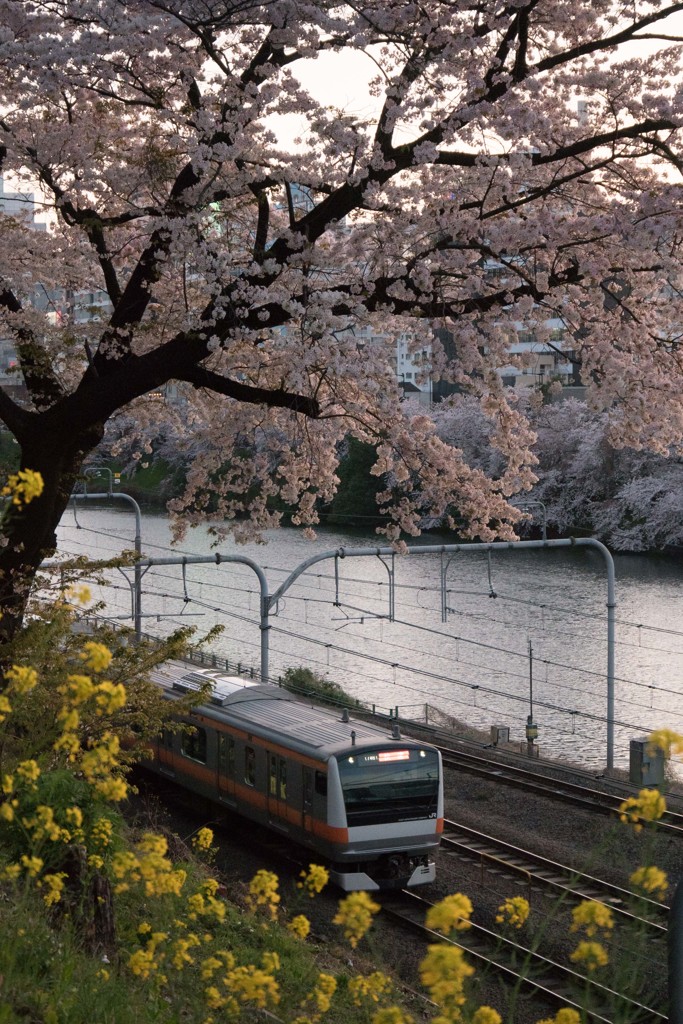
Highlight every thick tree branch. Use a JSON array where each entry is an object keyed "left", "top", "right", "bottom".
[{"left": 180, "top": 365, "right": 321, "bottom": 417}]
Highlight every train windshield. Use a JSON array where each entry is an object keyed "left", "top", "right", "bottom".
[{"left": 337, "top": 747, "right": 439, "bottom": 826}]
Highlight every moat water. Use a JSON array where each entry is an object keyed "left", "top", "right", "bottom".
[{"left": 56, "top": 506, "right": 683, "bottom": 772}]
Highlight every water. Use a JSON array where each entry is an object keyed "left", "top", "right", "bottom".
[{"left": 55, "top": 505, "right": 683, "bottom": 771}]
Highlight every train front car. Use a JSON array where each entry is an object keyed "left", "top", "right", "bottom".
[{"left": 324, "top": 737, "right": 443, "bottom": 891}]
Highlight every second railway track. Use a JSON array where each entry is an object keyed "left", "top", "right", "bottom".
[
  {"left": 439, "top": 743, "right": 683, "bottom": 834},
  {"left": 440, "top": 819, "right": 669, "bottom": 934}
]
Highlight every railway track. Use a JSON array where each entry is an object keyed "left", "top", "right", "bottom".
[
  {"left": 439, "top": 744, "right": 683, "bottom": 834},
  {"left": 379, "top": 888, "right": 667, "bottom": 1024},
  {"left": 440, "top": 819, "right": 669, "bottom": 935}
]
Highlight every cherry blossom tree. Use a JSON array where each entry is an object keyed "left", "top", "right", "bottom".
[
  {"left": 433, "top": 394, "right": 683, "bottom": 549},
  {"left": 0, "top": 0, "right": 682, "bottom": 637}
]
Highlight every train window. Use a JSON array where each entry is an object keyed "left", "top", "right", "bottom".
[
  {"left": 269, "top": 754, "right": 277, "bottom": 796},
  {"left": 227, "top": 736, "right": 235, "bottom": 776},
  {"left": 337, "top": 747, "right": 439, "bottom": 826},
  {"left": 245, "top": 746, "right": 256, "bottom": 786},
  {"left": 181, "top": 726, "right": 207, "bottom": 764},
  {"left": 315, "top": 771, "right": 327, "bottom": 796},
  {"left": 278, "top": 758, "right": 287, "bottom": 801}
]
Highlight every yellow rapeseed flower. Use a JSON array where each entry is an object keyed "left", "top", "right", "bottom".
[
  {"left": 630, "top": 865, "right": 668, "bottom": 899},
  {"left": 647, "top": 729, "right": 683, "bottom": 759},
  {"left": 536, "top": 1010, "right": 582, "bottom": 1024},
  {"left": 201, "top": 956, "right": 223, "bottom": 980},
  {"left": 224, "top": 964, "right": 280, "bottom": 1010},
  {"left": 0, "top": 694, "right": 12, "bottom": 723},
  {"left": 618, "top": 788, "right": 666, "bottom": 831},
  {"left": 348, "top": 971, "right": 392, "bottom": 1006},
  {"left": 0, "top": 802, "right": 15, "bottom": 822},
  {"left": 495, "top": 895, "right": 530, "bottom": 929},
  {"left": 94, "top": 680, "right": 127, "bottom": 715},
  {"left": 171, "top": 934, "right": 201, "bottom": 970},
  {"left": 91, "top": 816, "right": 114, "bottom": 846},
  {"left": 204, "top": 986, "right": 225, "bottom": 1010},
  {"left": 332, "top": 891, "right": 380, "bottom": 948},
  {"left": 287, "top": 914, "right": 311, "bottom": 940},
  {"left": 419, "top": 945, "right": 474, "bottom": 1007},
  {"left": 570, "top": 900, "right": 614, "bottom": 938},
  {"left": 247, "top": 869, "right": 281, "bottom": 919},
  {"left": 16, "top": 760, "right": 41, "bottom": 786},
  {"left": 79, "top": 641, "right": 113, "bottom": 674},
  {"left": 4, "top": 665, "right": 38, "bottom": 693},
  {"left": 2, "top": 469, "right": 44, "bottom": 506},
  {"left": 304, "top": 972, "right": 336, "bottom": 1015},
  {"left": 20, "top": 855, "right": 44, "bottom": 877},
  {"left": 65, "top": 806, "right": 83, "bottom": 828},
  {"left": 570, "top": 941, "right": 609, "bottom": 972},
  {"left": 64, "top": 674, "right": 96, "bottom": 704},
  {"left": 41, "top": 873, "right": 67, "bottom": 907},
  {"left": 297, "top": 863, "right": 329, "bottom": 897},
  {"left": 192, "top": 827, "right": 215, "bottom": 853},
  {"left": 472, "top": 1008, "right": 503, "bottom": 1024},
  {"left": 96, "top": 777, "right": 128, "bottom": 802},
  {"left": 372, "top": 1010, "right": 414, "bottom": 1024},
  {"left": 425, "top": 892, "right": 473, "bottom": 934}
]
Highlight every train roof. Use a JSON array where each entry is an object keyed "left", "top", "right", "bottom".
[{"left": 150, "top": 661, "right": 431, "bottom": 759}]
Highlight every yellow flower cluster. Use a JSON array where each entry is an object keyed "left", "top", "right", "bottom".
[
  {"left": 191, "top": 826, "right": 215, "bottom": 854},
  {"left": 348, "top": 971, "right": 392, "bottom": 1006},
  {"left": 647, "top": 728, "right": 683, "bottom": 759},
  {"left": 129, "top": 931, "right": 169, "bottom": 982},
  {"left": 570, "top": 900, "right": 614, "bottom": 938},
  {"left": 297, "top": 863, "right": 329, "bottom": 897},
  {"left": 202, "top": 952, "right": 281, "bottom": 1015},
  {"left": 332, "top": 890, "right": 380, "bottom": 948},
  {"left": 630, "top": 865, "right": 668, "bottom": 899},
  {"left": 79, "top": 641, "right": 114, "bottom": 674},
  {"left": 21, "top": 804, "right": 71, "bottom": 843},
  {"left": 246, "top": 869, "right": 281, "bottom": 919},
  {"left": 51, "top": 657, "right": 128, "bottom": 803},
  {"left": 1, "top": 468, "right": 44, "bottom": 506},
  {"left": 40, "top": 872, "right": 67, "bottom": 907},
  {"left": 0, "top": 663, "right": 37, "bottom": 726},
  {"left": 420, "top": 945, "right": 474, "bottom": 1016},
  {"left": 171, "top": 933, "right": 201, "bottom": 970},
  {"left": 618, "top": 788, "right": 667, "bottom": 831},
  {"left": 495, "top": 895, "right": 530, "bottom": 930},
  {"left": 112, "top": 834, "right": 187, "bottom": 897},
  {"left": 536, "top": 1009, "right": 581, "bottom": 1024},
  {"left": 570, "top": 941, "right": 609, "bottom": 972},
  {"left": 187, "top": 879, "right": 226, "bottom": 924},
  {"left": 4, "top": 664, "right": 39, "bottom": 694},
  {"left": 472, "top": 1008, "right": 502, "bottom": 1024},
  {"left": 304, "top": 972, "right": 337, "bottom": 1018},
  {"left": 287, "top": 914, "right": 311, "bottom": 940},
  {"left": 371, "top": 1010, "right": 413, "bottom": 1024},
  {"left": 426, "top": 893, "right": 473, "bottom": 935}
]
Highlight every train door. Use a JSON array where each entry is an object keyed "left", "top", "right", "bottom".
[
  {"left": 267, "top": 752, "right": 288, "bottom": 830},
  {"left": 302, "top": 768, "right": 314, "bottom": 836},
  {"left": 157, "top": 728, "right": 176, "bottom": 776},
  {"left": 217, "top": 732, "right": 236, "bottom": 806}
]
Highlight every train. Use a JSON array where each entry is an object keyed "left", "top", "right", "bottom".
[{"left": 142, "top": 660, "right": 444, "bottom": 891}]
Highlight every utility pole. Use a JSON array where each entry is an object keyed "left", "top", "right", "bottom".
[{"left": 526, "top": 639, "right": 538, "bottom": 756}]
